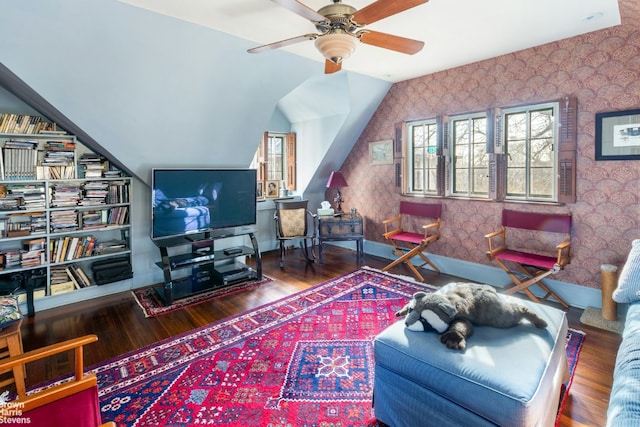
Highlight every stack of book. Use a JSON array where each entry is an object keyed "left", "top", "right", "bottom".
[
  {"left": 30, "top": 212, "right": 47, "bottom": 234},
  {"left": 93, "top": 239, "right": 127, "bottom": 255},
  {"left": 80, "top": 181, "right": 109, "bottom": 206},
  {"left": 37, "top": 140, "right": 76, "bottom": 179},
  {"left": 80, "top": 210, "right": 107, "bottom": 229},
  {"left": 1, "top": 250, "right": 21, "bottom": 269},
  {"left": 50, "top": 265, "right": 72, "bottom": 285},
  {"left": 7, "top": 183, "right": 46, "bottom": 210},
  {"left": 78, "top": 153, "right": 107, "bottom": 178},
  {"left": 21, "top": 248, "right": 45, "bottom": 268},
  {"left": 6, "top": 213, "right": 32, "bottom": 237},
  {"left": 0, "top": 196, "right": 21, "bottom": 211},
  {"left": 49, "top": 209, "right": 78, "bottom": 233},
  {"left": 49, "top": 183, "right": 81, "bottom": 207}
]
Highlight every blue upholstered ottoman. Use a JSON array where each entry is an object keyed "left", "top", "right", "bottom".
[{"left": 373, "top": 284, "right": 568, "bottom": 427}]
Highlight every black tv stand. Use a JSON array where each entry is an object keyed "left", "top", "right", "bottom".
[{"left": 153, "top": 231, "right": 262, "bottom": 306}]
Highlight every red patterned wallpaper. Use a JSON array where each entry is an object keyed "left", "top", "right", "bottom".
[{"left": 337, "top": 0, "right": 640, "bottom": 289}]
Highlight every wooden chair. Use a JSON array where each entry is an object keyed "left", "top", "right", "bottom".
[
  {"left": 0, "top": 319, "right": 25, "bottom": 397},
  {"left": 485, "top": 209, "right": 571, "bottom": 309},
  {"left": 274, "top": 200, "right": 317, "bottom": 268},
  {"left": 0, "top": 334, "right": 115, "bottom": 427},
  {"left": 381, "top": 201, "right": 442, "bottom": 281}
]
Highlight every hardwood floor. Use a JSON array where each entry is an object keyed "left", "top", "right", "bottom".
[{"left": 19, "top": 246, "right": 620, "bottom": 426}]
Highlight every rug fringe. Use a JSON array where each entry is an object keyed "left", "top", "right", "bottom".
[{"left": 131, "top": 288, "right": 153, "bottom": 318}]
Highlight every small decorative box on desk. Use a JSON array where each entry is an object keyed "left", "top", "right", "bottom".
[{"left": 318, "top": 212, "right": 363, "bottom": 265}]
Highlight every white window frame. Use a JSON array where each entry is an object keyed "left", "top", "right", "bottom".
[
  {"left": 449, "top": 113, "right": 489, "bottom": 198},
  {"left": 502, "top": 102, "right": 559, "bottom": 202},
  {"left": 406, "top": 119, "right": 439, "bottom": 195}
]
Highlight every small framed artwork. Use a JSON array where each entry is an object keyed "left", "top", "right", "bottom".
[
  {"left": 595, "top": 108, "right": 640, "bottom": 160},
  {"left": 369, "top": 140, "right": 394, "bottom": 165},
  {"left": 266, "top": 180, "right": 279, "bottom": 198},
  {"left": 256, "top": 181, "right": 264, "bottom": 199}
]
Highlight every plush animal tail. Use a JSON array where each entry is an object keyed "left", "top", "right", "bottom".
[{"left": 520, "top": 306, "right": 548, "bottom": 328}]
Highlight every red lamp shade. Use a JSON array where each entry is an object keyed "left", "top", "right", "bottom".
[{"left": 326, "top": 171, "right": 348, "bottom": 188}]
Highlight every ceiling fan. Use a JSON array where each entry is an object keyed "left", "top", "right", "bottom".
[{"left": 247, "top": 0, "right": 428, "bottom": 74}]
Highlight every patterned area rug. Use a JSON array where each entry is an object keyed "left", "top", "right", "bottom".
[
  {"left": 131, "top": 275, "right": 273, "bottom": 317},
  {"left": 91, "top": 268, "right": 584, "bottom": 426}
]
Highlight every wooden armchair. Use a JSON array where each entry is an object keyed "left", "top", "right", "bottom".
[
  {"left": 0, "top": 334, "right": 114, "bottom": 427},
  {"left": 485, "top": 209, "right": 571, "bottom": 309},
  {"left": 274, "top": 200, "right": 318, "bottom": 268},
  {"left": 381, "top": 201, "right": 442, "bottom": 281}
]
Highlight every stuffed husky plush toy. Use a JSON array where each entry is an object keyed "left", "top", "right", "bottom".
[{"left": 396, "top": 282, "right": 548, "bottom": 350}]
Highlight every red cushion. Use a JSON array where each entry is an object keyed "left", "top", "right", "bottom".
[
  {"left": 389, "top": 232, "right": 425, "bottom": 245},
  {"left": 494, "top": 249, "right": 557, "bottom": 270},
  {"left": 24, "top": 386, "right": 102, "bottom": 427}
]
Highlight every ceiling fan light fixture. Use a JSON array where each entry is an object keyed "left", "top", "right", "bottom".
[{"left": 314, "top": 32, "right": 358, "bottom": 64}]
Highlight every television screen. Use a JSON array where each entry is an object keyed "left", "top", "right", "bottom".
[{"left": 151, "top": 168, "right": 257, "bottom": 240}]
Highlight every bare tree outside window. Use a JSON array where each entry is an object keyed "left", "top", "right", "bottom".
[
  {"left": 408, "top": 120, "right": 438, "bottom": 194},
  {"left": 505, "top": 105, "right": 556, "bottom": 200},
  {"left": 452, "top": 115, "right": 488, "bottom": 197}
]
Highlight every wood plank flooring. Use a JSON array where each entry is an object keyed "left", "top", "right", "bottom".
[{"left": 19, "top": 246, "right": 621, "bottom": 426}]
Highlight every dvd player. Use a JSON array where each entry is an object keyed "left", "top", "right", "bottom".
[{"left": 170, "top": 253, "right": 215, "bottom": 268}]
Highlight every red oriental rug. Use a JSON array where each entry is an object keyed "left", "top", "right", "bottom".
[
  {"left": 131, "top": 275, "right": 273, "bottom": 317},
  {"left": 90, "top": 268, "right": 583, "bottom": 426}
]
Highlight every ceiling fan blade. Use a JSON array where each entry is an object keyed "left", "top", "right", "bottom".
[
  {"left": 352, "top": 0, "right": 429, "bottom": 25},
  {"left": 324, "top": 59, "right": 342, "bottom": 74},
  {"left": 359, "top": 30, "right": 424, "bottom": 55},
  {"left": 247, "top": 34, "right": 318, "bottom": 54},
  {"left": 271, "top": 0, "right": 330, "bottom": 23}
]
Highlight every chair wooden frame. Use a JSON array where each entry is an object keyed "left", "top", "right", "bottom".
[
  {"left": 0, "top": 334, "right": 115, "bottom": 427},
  {"left": 274, "top": 200, "right": 318, "bottom": 268},
  {"left": 381, "top": 201, "right": 442, "bottom": 281},
  {"left": 485, "top": 209, "right": 571, "bottom": 309}
]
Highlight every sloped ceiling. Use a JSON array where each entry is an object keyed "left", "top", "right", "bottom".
[
  {"left": 118, "top": 0, "right": 621, "bottom": 82},
  {"left": 0, "top": 0, "right": 390, "bottom": 191}
]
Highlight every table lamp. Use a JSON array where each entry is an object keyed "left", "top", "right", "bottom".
[{"left": 326, "top": 171, "right": 348, "bottom": 213}]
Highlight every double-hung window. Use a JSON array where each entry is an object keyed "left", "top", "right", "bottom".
[
  {"left": 398, "top": 97, "right": 576, "bottom": 204},
  {"left": 406, "top": 119, "right": 439, "bottom": 195},
  {"left": 450, "top": 114, "right": 489, "bottom": 197},
  {"left": 503, "top": 103, "right": 557, "bottom": 201}
]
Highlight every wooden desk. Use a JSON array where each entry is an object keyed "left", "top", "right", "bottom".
[{"left": 318, "top": 213, "right": 363, "bottom": 265}]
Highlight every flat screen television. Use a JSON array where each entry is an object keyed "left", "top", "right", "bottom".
[{"left": 151, "top": 168, "right": 257, "bottom": 241}]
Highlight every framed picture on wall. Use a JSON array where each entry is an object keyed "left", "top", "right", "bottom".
[
  {"left": 256, "top": 181, "right": 264, "bottom": 199},
  {"left": 595, "top": 108, "right": 640, "bottom": 160},
  {"left": 369, "top": 140, "right": 394, "bottom": 165},
  {"left": 266, "top": 180, "right": 279, "bottom": 198}
]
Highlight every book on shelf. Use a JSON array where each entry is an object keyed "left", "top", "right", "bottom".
[
  {"left": 70, "top": 264, "right": 92, "bottom": 287},
  {"left": 65, "top": 266, "right": 82, "bottom": 289},
  {"left": 93, "top": 239, "right": 127, "bottom": 255},
  {"left": 0, "top": 113, "right": 56, "bottom": 134},
  {"left": 49, "top": 183, "right": 81, "bottom": 207},
  {"left": 50, "top": 265, "right": 70, "bottom": 284},
  {"left": 57, "top": 236, "right": 70, "bottom": 263},
  {"left": 78, "top": 153, "right": 108, "bottom": 178},
  {"left": 1, "top": 143, "right": 38, "bottom": 181},
  {"left": 49, "top": 209, "right": 78, "bottom": 232},
  {"left": 50, "top": 280, "right": 75, "bottom": 295},
  {"left": 66, "top": 237, "right": 80, "bottom": 261},
  {"left": 107, "top": 181, "right": 130, "bottom": 204},
  {"left": 23, "top": 237, "right": 46, "bottom": 251}
]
